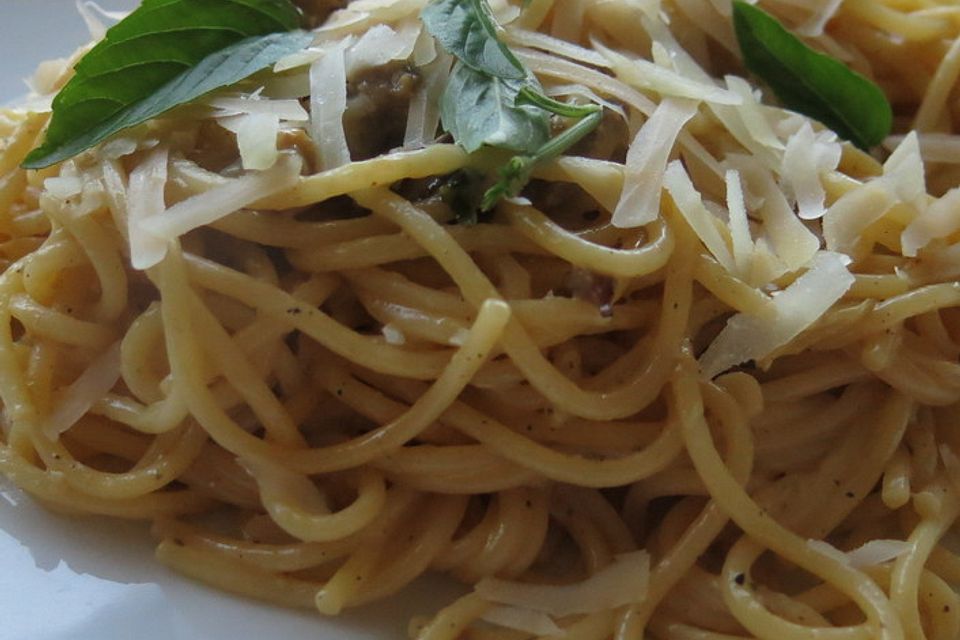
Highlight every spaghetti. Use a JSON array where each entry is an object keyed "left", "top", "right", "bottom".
[{"left": 2, "top": 0, "right": 960, "bottom": 638}]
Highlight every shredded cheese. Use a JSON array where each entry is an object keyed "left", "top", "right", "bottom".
[
  {"left": 664, "top": 161, "right": 737, "bottom": 272},
  {"left": 699, "top": 251, "right": 855, "bottom": 378},
  {"left": 612, "top": 98, "right": 699, "bottom": 228},
  {"left": 780, "top": 122, "right": 842, "bottom": 220},
  {"left": 310, "top": 40, "right": 352, "bottom": 170},
  {"left": 136, "top": 154, "right": 302, "bottom": 269},
  {"left": 44, "top": 341, "right": 122, "bottom": 439},
  {"left": 127, "top": 145, "right": 170, "bottom": 270}
]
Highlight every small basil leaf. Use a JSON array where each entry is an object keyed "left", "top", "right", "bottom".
[
  {"left": 23, "top": 0, "right": 307, "bottom": 169},
  {"left": 481, "top": 109, "right": 601, "bottom": 210},
  {"left": 422, "top": 0, "right": 526, "bottom": 80},
  {"left": 732, "top": 0, "right": 891, "bottom": 150},
  {"left": 439, "top": 61, "right": 550, "bottom": 154}
]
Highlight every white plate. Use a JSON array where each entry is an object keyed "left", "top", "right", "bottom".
[{"left": 0, "top": 3, "right": 457, "bottom": 638}]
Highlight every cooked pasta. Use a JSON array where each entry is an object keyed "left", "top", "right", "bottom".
[{"left": 2, "top": 0, "right": 960, "bottom": 638}]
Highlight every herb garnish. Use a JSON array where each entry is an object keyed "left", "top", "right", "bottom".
[
  {"left": 731, "top": 0, "right": 892, "bottom": 150},
  {"left": 422, "top": 0, "right": 602, "bottom": 215},
  {"left": 23, "top": 0, "right": 312, "bottom": 169}
]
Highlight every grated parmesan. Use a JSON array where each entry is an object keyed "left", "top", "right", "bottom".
[
  {"left": 780, "top": 122, "right": 842, "bottom": 221},
  {"left": 699, "top": 251, "right": 855, "bottom": 378},
  {"left": 612, "top": 98, "right": 699, "bottom": 228},
  {"left": 135, "top": 154, "right": 302, "bottom": 269}
]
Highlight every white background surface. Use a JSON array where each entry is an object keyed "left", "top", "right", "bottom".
[{"left": 0, "top": 2, "right": 458, "bottom": 638}]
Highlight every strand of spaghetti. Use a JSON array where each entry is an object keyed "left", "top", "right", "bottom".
[
  {"left": 8, "top": 293, "right": 115, "bottom": 348},
  {"left": 313, "top": 489, "right": 400, "bottom": 615},
  {"left": 616, "top": 381, "right": 755, "bottom": 639},
  {"left": 29, "top": 421, "right": 207, "bottom": 499},
  {"left": 503, "top": 202, "right": 674, "bottom": 277},
  {"left": 209, "top": 210, "right": 398, "bottom": 249},
  {"left": 153, "top": 485, "right": 419, "bottom": 572},
  {"left": 723, "top": 537, "right": 872, "bottom": 640},
  {"left": 161, "top": 244, "right": 512, "bottom": 472},
  {"left": 674, "top": 352, "right": 905, "bottom": 640},
  {"left": 348, "top": 494, "right": 467, "bottom": 606},
  {"left": 0, "top": 276, "right": 41, "bottom": 456},
  {"left": 0, "top": 445, "right": 212, "bottom": 518},
  {"left": 415, "top": 593, "right": 492, "bottom": 640},
  {"left": 247, "top": 463, "right": 387, "bottom": 543},
  {"left": 373, "top": 445, "right": 541, "bottom": 493},
  {"left": 549, "top": 495, "right": 615, "bottom": 575},
  {"left": 184, "top": 254, "right": 453, "bottom": 380},
  {"left": 52, "top": 206, "right": 128, "bottom": 323},
  {"left": 185, "top": 289, "right": 307, "bottom": 447},
  {"left": 352, "top": 187, "right": 692, "bottom": 421},
  {"left": 252, "top": 144, "right": 469, "bottom": 209},
  {"left": 286, "top": 225, "right": 544, "bottom": 271},
  {"left": 322, "top": 360, "right": 684, "bottom": 486},
  {"left": 461, "top": 487, "right": 551, "bottom": 579},
  {"left": 156, "top": 539, "right": 321, "bottom": 609},
  {"left": 890, "top": 484, "right": 960, "bottom": 640}
]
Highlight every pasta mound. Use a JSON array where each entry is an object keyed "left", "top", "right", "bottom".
[{"left": 1, "top": 0, "right": 960, "bottom": 638}]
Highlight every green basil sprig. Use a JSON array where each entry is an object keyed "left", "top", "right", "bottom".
[
  {"left": 732, "top": 0, "right": 892, "bottom": 150},
  {"left": 23, "top": 0, "right": 312, "bottom": 169},
  {"left": 422, "top": 0, "right": 602, "bottom": 214}
]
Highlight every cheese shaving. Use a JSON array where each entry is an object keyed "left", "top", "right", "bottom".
[
  {"left": 127, "top": 145, "right": 170, "bottom": 271},
  {"left": 508, "top": 29, "right": 612, "bottom": 69},
  {"left": 235, "top": 112, "right": 282, "bottom": 171},
  {"left": 44, "top": 176, "right": 84, "bottom": 200},
  {"left": 75, "top": 0, "right": 126, "bottom": 41},
  {"left": 137, "top": 154, "right": 302, "bottom": 269},
  {"left": 612, "top": 98, "right": 699, "bottom": 228},
  {"left": 209, "top": 95, "right": 309, "bottom": 121},
  {"left": 479, "top": 606, "right": 564, "bottom": 636},
  {"left": 901, "top": 187, "right": 960, "bottom": 257},
  {"left": 846, "top": 540, "right": 910, "bottom": 567},
  {"left": 44, "top": 341, "right": 122, "bottom": 439},
  {"left": 806, "top": 538, "right": 910, "bottom": 568},
  {"left": 780, "top": 122, "right": 842, "bottom": 220},
  {"left": 797, "top": 0, "right": 845, "bottom": 36},
  {"left": 726, "top": 169, "right": 755, "bottom": 280},
  {"left": 725, "top": 75, "right": 784, "bottom": 151},
  {"left": 310, "top": 41, "right": 352, "bottom": 170},
  {"left": 664, "top": 161, "right": 736, "bottom": 272},
  {"left": 346, "top": 23, "right": 419, "bottom": 74},
  {"left": 382, "top": 324, "right": 407, "bottom": 345},
  {"left": 699, "top": 251, "right": 854, "bottom": 378},
  {"left": 822, "top": 183, "right": 894, "bottom": 257},
  {"left": 475, "top": 550, "right": 650, "bottom": 617},
  {"left": 729, "top": 155, "right": 820, "bottom": 271},
  {"left": 404, "top": 50, "right": 452, "bottom": 149},
  {"left": 880, "top": 131, "right": 926, "bottom": 208},
  {"left": 885, "top": 133, "right": 960, "bottom": 165},
  {"left": 594, "top": 39, "right": 742, "bottom": 106}
]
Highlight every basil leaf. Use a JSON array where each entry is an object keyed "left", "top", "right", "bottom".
[
  {"left": 423, "top": 0, "right": 604, "bottom": 214},
  {"left": 439, "top": 61, "right": 550, "bottom": 154},
  {"left": 481, "top": 109, "right": 601, "bottom": 210},
  {"left": 732, "top": 0, "right": 891, "bottom": 150},
  {"left": 422, "top": 0, "right": 526, "bottom": 80},
  {"left": 23, "top": 0, "right": 308, "bottom": 169}
]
